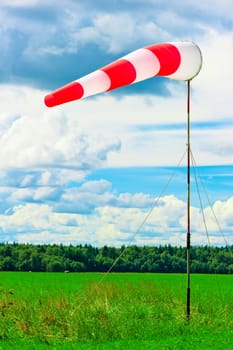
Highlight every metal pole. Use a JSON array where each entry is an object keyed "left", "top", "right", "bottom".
[{"left": 186, "top": 80, "right": 191, "bottom": 320}]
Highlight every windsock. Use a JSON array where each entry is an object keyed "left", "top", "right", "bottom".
[{"left": 44, "top": 41, "right": 202, "bottom": 107}]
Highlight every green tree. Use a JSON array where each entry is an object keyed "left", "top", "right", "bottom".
[
  {"left": 0, "top": 256, "right": 14, "bottom": 271},
  {"left": 46, "top": 258, "right": 64, "bottom": 272},
  {"left": 30, "top": 252, "right": 43, "bottom": 272}
]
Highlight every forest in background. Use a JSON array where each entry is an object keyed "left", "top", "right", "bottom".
[
  {"left": 0, "top": 243, "right": 233, "bottom": 274},
  {"left": 0, "top": 243, "right": 232, "bottom": 273}
]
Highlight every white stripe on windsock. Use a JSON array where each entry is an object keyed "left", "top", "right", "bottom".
[
  {"left": 77, "top": 70, "right": 111, "bottom": 99},
  {"left": 123, "top": 48, "right": 161, "bottom": 83},
  {"left": 166, "top": 41, "right": 202, "bottom": 80}
]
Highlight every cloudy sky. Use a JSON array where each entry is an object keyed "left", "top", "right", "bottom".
[{"left": 0, "top": 0, "right": 232, "bottom": 247}]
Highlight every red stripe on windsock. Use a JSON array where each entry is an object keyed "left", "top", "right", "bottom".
[
  {"left": 146, "top": 43, "right": 181, "bottom": 76},
  {"left": 44, "top": 81, "right": 84, "bottom": 107},
  {"left": 101, "top": 59, "right": 137, "bottom": 91}
]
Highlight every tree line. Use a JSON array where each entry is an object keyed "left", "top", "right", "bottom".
[{"left": 0, "top": 243, "right": 232, "bottom": 273}]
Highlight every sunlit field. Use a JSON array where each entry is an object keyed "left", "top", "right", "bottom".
[{"left": 0, "top": 272, "right": 232, "bottom": 349}]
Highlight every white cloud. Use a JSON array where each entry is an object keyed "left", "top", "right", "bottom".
[
  {"left": 10, "top": 188, "right": 34, "bottom": 201},
  {"left": 20, "top": 174, "right": 34, "bottom": 186},
  {"left": 182, "top": 0, "right": 233, "bottom": 17},
  {"left": 92, "top": 13, "right": 169, "bottom": 53},
  {"left": 68, "top": 11, "right": 170, "bottom": 54},
  {"left": 1, "top": 0, "right": 39, "bottom": 7},
  {"left": 56, "top": 181, "right": 164, "bottom": 214},
  {"left": 38, "top": 171, "right": 52, "bottom": 185},
  {"left": 0, "top": 194, "right": 232, "bottom": 246},
  {"left": 198, "top": 197, "right": 233, "bottom": 236},
  {"left": 16, "top": 230, "right": 87, "bottom": 245},
  {"left": 46, "top": 169, "right": 87, "bottom": 186},
  {"left": 78, "top": 179, "right": 112, "bottom": 194},
  {"left": 0, "top": 203, "right": 51, "bottom": 232},
  {"left": 95, "top": 223, "right": 129, "bottom": 247},
  {"left": 0, "top": 85, "right": 120, "bottom": 170},
  {"left": 117, "top": 192, "right": 154, "bottom": 208},
  {"left": 194, "top": 28, "right": 233, "bottom": 120}
]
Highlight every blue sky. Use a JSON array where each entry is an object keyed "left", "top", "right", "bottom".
[{"left": 0, "top": 0, "right": 233, "bottom": 246}]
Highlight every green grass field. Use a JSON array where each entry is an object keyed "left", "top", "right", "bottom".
[{"left": 0, "top": 272, "right": 232, "bottom": 349}]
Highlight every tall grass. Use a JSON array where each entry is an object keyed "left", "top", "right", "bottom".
[{"left": 0, "top": 273, "right": 232, "bottom": 349}]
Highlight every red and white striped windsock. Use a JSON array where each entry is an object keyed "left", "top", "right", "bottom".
[{"left": 44, "top": 41, "right": 202, "bottom": 107}]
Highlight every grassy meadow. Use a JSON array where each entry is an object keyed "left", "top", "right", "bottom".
[{"left": 0, "top": 272, "right": 232, "bottom": 349}]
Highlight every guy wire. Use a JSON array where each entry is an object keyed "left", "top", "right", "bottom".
[
  {"left": 190, "top": 150, "right": 228, "bottom": 246},
  {"left": 190, "top": 149, "right": 225, "bottom": 306},
  {"left": 98, "top": 149, "right": 187, "bottom": 285}
]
